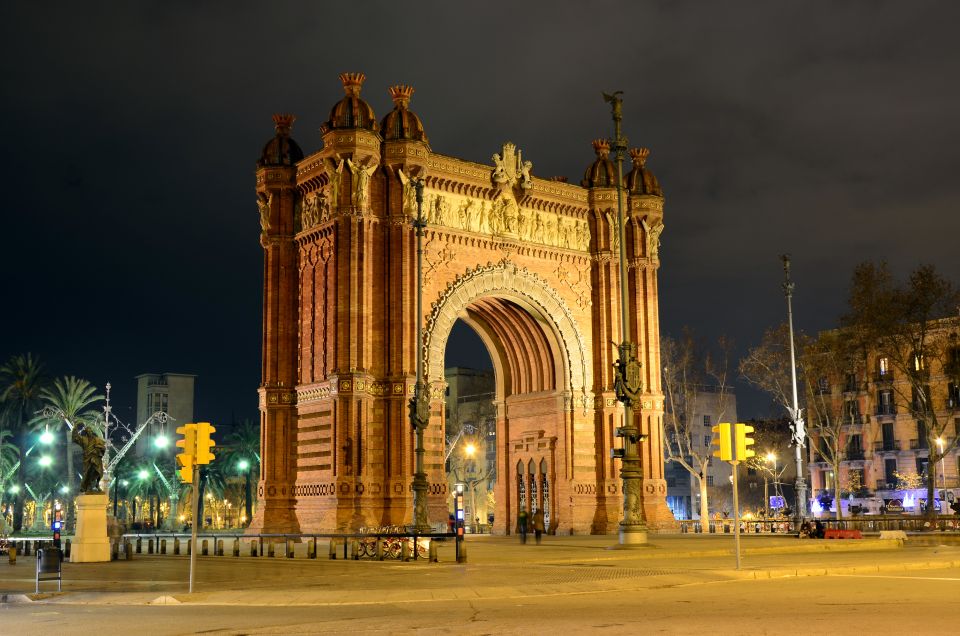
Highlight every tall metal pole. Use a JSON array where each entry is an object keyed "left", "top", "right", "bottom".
[
  {"left": 101, "top": 382, "right": 113, "bottom": 495},
  {"left": 410, "top": 178, "right": 431, "bottom": 531},
  {"left": 605, "top": 91, "right": 648, "bottom": 545},
  {"left": 782, "top": 255, "right": 808, "bottom": 525}
]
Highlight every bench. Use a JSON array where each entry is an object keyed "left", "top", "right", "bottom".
[{"left": 824, "top": 529, "right": 862, "bottom": 539}]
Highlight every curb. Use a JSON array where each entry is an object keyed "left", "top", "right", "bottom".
[{"left": 714, "top": 557, "right": 960, "bottom": 580}]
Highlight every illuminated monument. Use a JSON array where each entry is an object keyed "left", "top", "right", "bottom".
[{"left": 250, "top": 73, "right": 672, "bottom": 535}]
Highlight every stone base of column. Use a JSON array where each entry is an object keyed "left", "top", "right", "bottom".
[
  {"left": 246, "top": 488, "right": 300, "bottom": 535},
  {"left": 642, "top": 478, "right": 680, "bottom": 532},
  {"left": 70, "top": 493, "right": 111, "bottom": 563}
]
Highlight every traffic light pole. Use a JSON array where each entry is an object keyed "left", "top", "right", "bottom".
[
  {"left": 731, "top": 460, "right": 741, "bottom": 570},
  {"left": 189, "top": 471, "right": 199, "bottom": 593}
]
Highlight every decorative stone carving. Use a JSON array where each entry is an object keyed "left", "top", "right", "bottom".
[
  {"left": 641, "top": 218, "right": 664, "bottom": 259},
  {"left": 346, "top": 158, "right": 376, "bottom": 208},
  {"left": 257, "top": 193, "right": 272, "bottom": 239}
]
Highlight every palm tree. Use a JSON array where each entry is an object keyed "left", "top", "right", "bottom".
[
  {"left": 0, "top": 353, "right": 47, "bottom": 531},
  {"left": 0, "top": 429, "right": 20, "bottom": 494},
  {"left": 223, "top": 419, "right": 260, "bottom": 525}
]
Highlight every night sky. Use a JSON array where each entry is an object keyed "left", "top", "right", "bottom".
[{"left": 3, "top": 2, "right": 958, "bottom": 425}]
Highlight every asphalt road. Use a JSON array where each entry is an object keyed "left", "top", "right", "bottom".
[{"left": 4, "top": 567, "right": 959, "bottom": 635}]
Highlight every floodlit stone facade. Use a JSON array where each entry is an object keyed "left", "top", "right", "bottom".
[{"left": 250, "top": 73, "right": 673, "bottom": 534}]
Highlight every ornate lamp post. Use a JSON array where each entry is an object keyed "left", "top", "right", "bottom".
[
  {"left": 782, "top": 255, "right": 808, "bottom": 526},
  {"left": 604, "top": 91, "right": 648, "bottom": 545},
  {"left": 409, "top": 178, "right": 431, "bottom": 531}
]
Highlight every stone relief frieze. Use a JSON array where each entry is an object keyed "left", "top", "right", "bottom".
[
  {"left": 347, "top": 158, "right": 377, "bottom": 209},
  {"left": 641, "top": 218, "right": 664, "bottom": 259}
]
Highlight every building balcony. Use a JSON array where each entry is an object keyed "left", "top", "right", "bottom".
[
  {"left": 873, "top": 372, "right": 894, "bottom": 384},
  {"left": 844, "top": 449, "right": 866, "bottom": 461},
  {"left": 907, "top": 439, "right": 929, "bottom": 451},
  {"left": 874, "top": 440, "right": 900, "bottom": 452},
  {"left": 875, "top": 405, "right": 897, "bottom": 417},
  {"left": 843, "top": 383, "right": 861, "bottom": 395}
]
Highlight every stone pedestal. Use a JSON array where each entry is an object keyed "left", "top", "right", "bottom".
[{"left": 70, "top": 493, "right": 111, "bottom": 562}]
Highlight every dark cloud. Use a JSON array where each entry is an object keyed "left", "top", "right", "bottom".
[{"left": 2, "top": 1, "right": 958, "bottom": 420}]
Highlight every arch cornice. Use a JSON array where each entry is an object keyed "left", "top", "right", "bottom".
[{"left": 423, "top": 260, "right": 592, "bottom": 401}]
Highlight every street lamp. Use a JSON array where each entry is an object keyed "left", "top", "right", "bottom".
[
  {"left": 764, "top": 452, "right": 777, "bottom": 519},
  {"left": 39, "top": 428, "right": 55, "bottom": 445},
  {"left": 408, "top": 177, "right": 431, "bottom": 532},
  {"left": 38, "top": 455, "right": 53, "bottom": 468},
  {"left": 782, "top": 255, "right": 808, "bottom": 526},
  {"left": 237, "top": 459, "right": 250, "bottom": 472},
  {"left": 154, "top": 434, "right": 170, "bottom": 449},
  {"left": 604, "top": 90, "right": 648, "bottom": 546},
  {"left": 138, "top": 469, "right": 150, "bottom": 480}
]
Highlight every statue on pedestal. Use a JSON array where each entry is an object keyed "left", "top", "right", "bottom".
[{"left": 72, "top": 424, "right": 105, "bottom": 493}]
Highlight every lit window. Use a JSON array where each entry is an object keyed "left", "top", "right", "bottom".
[{"left": 878, "top": 357, "right": 889, "bottom": 376}]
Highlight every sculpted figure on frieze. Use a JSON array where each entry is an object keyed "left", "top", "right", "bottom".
[
  {"left": 641, "top": 218, "right": 665, "bottom": 258},
  {"left": 347, "top": 158, "right": 377, "bottom": 208}
]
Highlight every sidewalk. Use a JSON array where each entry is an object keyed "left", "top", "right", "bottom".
[{"left": 3, "top": 534, "right": 959, "bottom": 606}]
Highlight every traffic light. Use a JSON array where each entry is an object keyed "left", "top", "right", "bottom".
[
  {"left": 735, "top": 423, "right": 756, "bottom": 460},
  {"left": 195, "top": 422, "right": 216, "bottom": 465},
  {"left": 711, "top": 423, "right": 732, "bottom": 461},
  {"left": 176, "top": 424, "right": 197, "bottom": 483}
]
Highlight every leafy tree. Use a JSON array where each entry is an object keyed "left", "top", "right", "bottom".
[
  {"left": 662, "top": 330, "right": 734, "bottom": 521},
  {"left": 0, "top": 353, "right": 47, "bottom": 531},
  {"left": 842, "top": 262, "right": 960, "bottom": 518}
]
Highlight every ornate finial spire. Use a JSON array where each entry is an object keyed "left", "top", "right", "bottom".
[
  {"left": 272, "top": 113, "right": 295, "bottom": 136},
  {"left": 339, "top": 72, "right": 366, "bottom": 97},
  {"left": 388, "top": 85, "right": 415, "bottom": 109},
  {"left": 629, "top": 147, "right": 649, "bottom": 167},
  {"left": 592, "top": 138, "right": 611, "bottom": 158}
]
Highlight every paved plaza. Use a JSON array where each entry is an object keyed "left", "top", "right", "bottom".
[{"left": 3, "top": 534, "right": 960, "bottom": 634}]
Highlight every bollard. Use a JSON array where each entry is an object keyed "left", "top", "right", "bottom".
[
  {"left": 457, "top": 540, "right": 467, "bottom": 564},
  {"left": 308, "top": 538, "right": 316, "bottom": 559},
  {"left": 401, "top": 539, "right": 411, "bottom": 562},
  {"left": 250, "top": 540, "right": 258, "bottom": 557},
  {"left": 125, "top": 541, "right": 133, "bottom": 560},
  {"left": 233, "top": 538, "right": 240, "bottom": 557},
  {"left": 202, "top": 539, "right": 209, "bottom": 556},
  {"left": 111, "top": 540, "right": 119, "bottom": 561},
  {"left": 148, "top": 538, "right": 154, "bottom": 554},
  {"left": 286, "top": 539, "right": 294, "bottom": 558},
  {"left": 161, "top": 538, "right": 167, "bottom": 555},
  {"left": 174, "top": 538, "right": 181, "bottom": 555},
  {"left": 267, "top": 542, "right": 275, "bottom": 558},
  {"left": 376, "top": 537, "right": 384, "bottom": 561},
  {"left": 429, "top": 540, "right": 438, "bottom": 563},
  {"left": 136, "top": 537, "right": 142, "bottom": 554},
  {"left": 216, "top": 539, "right": 224, "bottom": 556},
  {"left": 187, "top": 539, "right": 192, "bottom": 555},
  {"left": 328, "top": 539, "right": 337, "bottom": 560},
  {"left": 350, "top": 539, "right": 359, "bottom": 560},
  {"left": 64, "top": 539, "right": 71, "bottom": 559},
  {"left": 7, "top": 545, "right": 16, "bottom": 565}
]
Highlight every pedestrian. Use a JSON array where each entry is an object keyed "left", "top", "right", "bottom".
[
  {"left": 813, "top": 519, "right": 825, "bottom": 539},
  {"left": 533, "top": 508, "right": 544, "bottom": 545},
  {"left": 518, "top": 509, "right": 528, "bottom": 544}
]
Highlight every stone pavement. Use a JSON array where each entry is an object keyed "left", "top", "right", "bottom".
[{"left": 3, "top": 534, "right": 960, "bottom": 606}]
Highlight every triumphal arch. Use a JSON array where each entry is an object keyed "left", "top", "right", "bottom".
[{"left": 250, "top": 73, "right": 673, "bottom": 535}]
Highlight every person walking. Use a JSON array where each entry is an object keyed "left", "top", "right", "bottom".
[
  {"left": 518, "top": 509, "right": 528, "bottom": 544},
  {"left": 532, "top": 508, "right": 545, "bottom": 545}
]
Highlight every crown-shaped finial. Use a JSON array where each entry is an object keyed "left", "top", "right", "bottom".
[
  {"left": 339, "top": 72, "right": 366, "bottom": 97},
  {"left": 592, "top": 138, "right": 611, "bottom": 158},
  {"left": 629, "top": 147, "right": 650, "bottom": 166},
  {"left": 272, "top": 113, "right": 295, "bottom": 136},
  {"left": 388, "top": 85, "right": 415, "bottom": 108}
]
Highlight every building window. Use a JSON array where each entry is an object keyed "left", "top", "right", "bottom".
[
  {"left": 706, "top": 476, "right": 714, "bottom": 487},
  {"left": 703, "top": 415, "right": 711, "bottom": 426},
  {"left": 878, "top": 356, "right": 890, "bottom": 377},
  {"left": 703, "top": 435, "right": 711, "bottom": 447},
  {"left": 747, "top": 467, "right": 756, "bottom": 475}
]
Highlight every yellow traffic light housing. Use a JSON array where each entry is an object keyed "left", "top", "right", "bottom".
[
  {"left": 195, "top": 422, "right": 216, "bottom": 465},
  {"left": 175, "top": 424, "right": 197, "bottom": 483},
  {"left": 735, "top": 423, "right": 756, "bottom": 460},
  {"left": 711, "top": 423, "right": 732, "bottom": 461}
]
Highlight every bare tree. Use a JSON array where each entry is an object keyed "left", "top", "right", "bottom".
[
  {"left": 662, "top": 330, "right": 734, "bottom": 521},
  {"left": 842, "top": 262, "right": 960, "bottom": 518}
]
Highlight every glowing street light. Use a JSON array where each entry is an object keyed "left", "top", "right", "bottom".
[
  {"left": 464, "top": 443, "right": 476, "bottom": 458},
  {"left": 8, "top": 484, "right": 20, "bottom": 494},
  {"left": 38, "top": 455, "right": 53, "bottom": 468},
  {"left": 60, "top": 486, "right": 69, "bottom": 495},
  {"left": 237, "top": 459, "right": 250, "bottom": 472},
  {"left": 138, "top": 469, "right": 150, "bottom": 480},
  {"left": 154, "top": 434, "right": 170, "bottom": 449},
  {"left": 39, "top": 429, "right": 55, "bottom": 445}
]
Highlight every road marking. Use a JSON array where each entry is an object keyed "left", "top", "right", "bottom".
[{"left": 830, "top": 574, "right": 960, "bottom": 582}]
